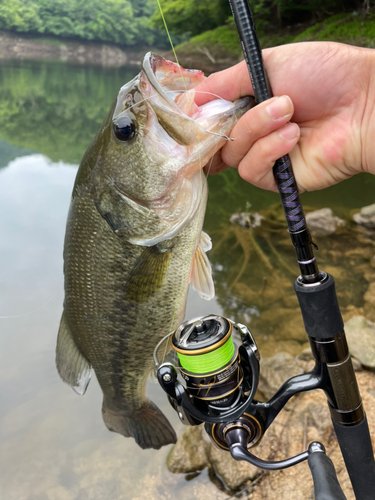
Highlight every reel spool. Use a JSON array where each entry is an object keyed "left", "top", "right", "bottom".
[{"left": 171, "top": 316, "right": 244, "bottom": 412}]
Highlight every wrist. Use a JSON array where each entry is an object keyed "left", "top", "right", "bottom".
[{"left": 360, "top": 48, "right": 375, "bottom": 176}]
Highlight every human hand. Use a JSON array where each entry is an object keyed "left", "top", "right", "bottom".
[{"left": 195, "top": 42, "right": 375, "bottom": 192}]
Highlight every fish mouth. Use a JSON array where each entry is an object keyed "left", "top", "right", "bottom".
[
  {"left": 111, "top": 53, "right": 252, "bottom": 215},
  {"left": 135, "top": 52, "right": 252, "bottom": 207},
  {"left": 108, "top": 54, "right": 253, "bottom": 247},
  {"left": 141, "top": 52, "right": 252, "bottom": 147}
]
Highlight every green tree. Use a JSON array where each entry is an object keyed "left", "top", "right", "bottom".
[
  {"left": 252, "top": 0, "right": 361, "bottom": 27},
  {"left": 0, "top": 0, "right": 158, "bottom": 46},
  {"left": 0, "top": 0, "right": 41, "bottom": 32},
  {"left": 151, "top": 0, "right": 232, "bottom": 37}
]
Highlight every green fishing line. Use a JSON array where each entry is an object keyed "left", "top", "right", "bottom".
[{"left": 177, "top": 336, "right": 235, "bottom": 374}]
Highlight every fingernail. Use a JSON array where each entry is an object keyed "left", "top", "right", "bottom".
[
  {"left": 266, "top": 96, "right": 293, "bottom": 120},
  {"left": 279, "top": 123, "right": 299, "bottom": 141}
]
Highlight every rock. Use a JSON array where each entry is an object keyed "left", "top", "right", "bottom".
[
  {"left": 46, "top": 486, "right": 75, "bottom": 500},
  {"left": 305, "top": 401, "right": 332, "bottom": 433},
  {"left": 259, "top": 352, "right": 303, "bottom": 399},
  {"left": 167, "top": 425, "right": 209, "bottom": 474},
  {"left": 305, "top": 208, "right": 345, "bottom": 236},
  {"left": 257, "top": 339, "right": 305, "bottom": 358},
  {"left": 296, "top": 348, "right": 316, "bottom": 373},
  {"left": 352, "top": 357, "right": 363, "bottom": 372},
  {"left": 230, "top": 211, "right": 264, "bottom": 229},
  {"left": 353, "top": 203, "right": 375, "bottom": 228},
  {"left": 364, "top": 282, "right": 375, "bottom": 322},
  {"left": 208, "top": 445, "right": 259, "bottom": 490},
  {"left": 342, "top": 304, "right": 365, "bottom": 323},
  {"left": 297, "top": 348, "right": 314, "bottom": 362},
  {"left": 345, "top": 316, "right": 375, "bottom": 368},
  {"left": 167, "top": 425, "right": 259, "bottom": 491}
]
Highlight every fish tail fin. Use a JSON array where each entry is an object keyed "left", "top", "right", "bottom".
[{"left": 102, "top": 400, "right": 177, "bottom": 450}]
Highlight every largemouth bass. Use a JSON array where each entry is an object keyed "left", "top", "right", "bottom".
[{"left": 56, "top": 53, "right": 252, "bottom": 449}]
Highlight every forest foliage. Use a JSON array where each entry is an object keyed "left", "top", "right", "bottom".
[
  {"left": 0, "top": 0, "right": 156, "bottom": 45},
  {"left": 0, "top": 0, "right": 371, "bottom": 46},
  {"left": 151, "top": 0, "right": 366, "bottom": 35}
]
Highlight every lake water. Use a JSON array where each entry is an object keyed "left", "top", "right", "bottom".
[{"left": 0, "top": 59, "right": 374, "bottom": 500}]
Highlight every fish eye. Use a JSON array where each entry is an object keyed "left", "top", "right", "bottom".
[{"left": 113, "top": 116, "right": 136, "bottom": 141}]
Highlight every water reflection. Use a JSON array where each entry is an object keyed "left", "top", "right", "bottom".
[
  {"left": 0, "top": 152, "right": 225, "bottom": 499},
  {"left": 0, "top": 60, "right": 137, "bottom": 164}
]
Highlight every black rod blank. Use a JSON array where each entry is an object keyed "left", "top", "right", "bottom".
[{"left": 228, "top": 0, "right": 319, "bottom": 282}]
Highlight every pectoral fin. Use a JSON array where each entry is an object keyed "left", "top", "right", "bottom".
[
  {"left": 200, "top": 231, "right": 212, "bottom": 252},
  {"left": 55, "top": 312, "right": 91, "bottom": 395},
  {"left": 125, "top": 245, "right": 172, "bottom": 303},
  {"left": 190, "top": 233, "right": 215, "bottom": 300}
]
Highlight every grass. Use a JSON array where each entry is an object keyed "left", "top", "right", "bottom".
[
  {"left": 175, "top": 9, "right": 375, "bottom": 62},
  {"left": 176, "top": 22, "right": 243, "bottom": 58},
  {"left": 294, "top": 11, "right": 375, "bottom": 47}
]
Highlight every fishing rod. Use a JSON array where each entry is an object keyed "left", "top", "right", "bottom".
[
  {"left": 155, "top": 1, "right": 375, "bottom": 499},
  {"left": 228, "top": 0, "right": 375, "bottom": 496}
]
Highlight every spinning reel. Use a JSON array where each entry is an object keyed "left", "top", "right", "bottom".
[
  {"left": 156, "top": 316, "right": 262, "bottom": 450},
  {"left": 155, "top": 314, "right": 339, "bottom": 476}
]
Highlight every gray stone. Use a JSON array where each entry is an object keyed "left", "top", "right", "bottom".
[
  {"left": 352, "top": 357, "right": 363, "bottom": 372},
  {"left": 345, "top": 316, "right": 375, "bottom": 368},
  {"left": 353, "top": 203, "right": 375, "bottom": 228},
  {"left": 167, "top": 425, "right": 259, "bottom": 491},
  {"left": 208, "top": 444, "right": 259, "bottom": 490},
  {"left": 297, "top": 347, "right": 314, "bottom": 362},
  {"left": 259, "top": 352, "right": 303, "bottom": 399},
  {"left": 229, "top": 211, "right": 264, "bottom": 229},
  {"left": 305, "top": 208, "right": 345, "bottom": 236},
  {"left": 364, "top": 282, "right": 375, "bottom": 322},
  {"left": 167, "top": 425, "right": 209, "bottom": 474}
]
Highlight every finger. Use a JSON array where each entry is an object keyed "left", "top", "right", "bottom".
[
  {"left": 237, "top": 122, "right": 300, "bottom": 191},
  {"left": 194, "top": 48, "right": 277, "bottom": 106},
  {"left": 195, "top": 60, "right": 253, "bottom": 106},
  {"left": 221, "top": 95, "right": 294, "bottom": 168}
]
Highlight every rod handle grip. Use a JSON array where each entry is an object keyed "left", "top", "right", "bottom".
[
  {"left": 308, "top": 443, "right": 347, "bottom": 500},
  {"left": 333, "top": 416, "right": 375, "bottom": 500}
]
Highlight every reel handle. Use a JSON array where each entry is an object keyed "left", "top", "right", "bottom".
[
  {"left": 228, "top": 436, "right": 347, "bottom": 499},
  {"left": 308, "top": 443, "right": 347, "bottom": 500}
]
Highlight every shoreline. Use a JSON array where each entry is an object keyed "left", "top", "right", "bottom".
[
  {"left": 0, "top": 30, "right": 230, "bottom": 73},
  {"left": 0, "top": 31, "right": 145, "bottom": 68}
]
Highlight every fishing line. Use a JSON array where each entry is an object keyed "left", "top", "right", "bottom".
[
  {"left": 121, "top": 90, "right": 235, "bottom": 141},
  {"left": 154, "top": 0, "right": 223, "bottom": 365},
  {"left": 0, "top": 292, "right": 56, "bottom": 319},
  {"left": 156, "top": 0, "right": 187, "bottom": 90},
  {"left": 177, "top": 334, "right": 235, "bottom": 373}
]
